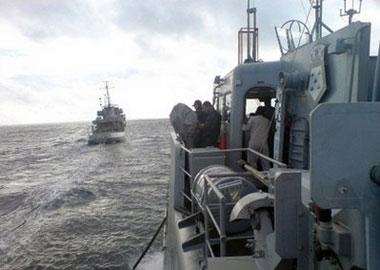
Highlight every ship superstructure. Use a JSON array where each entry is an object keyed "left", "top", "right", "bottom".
[
  {"left": 163, "top": 0, "right": 380, "bottom": 269},
  {"left": 88, "top": 82, "right": 126, "bottom": 145}
]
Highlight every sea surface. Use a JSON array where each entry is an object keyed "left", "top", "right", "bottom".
[{"left": 0, "top": 119, "right": 171, "bottom": 270}]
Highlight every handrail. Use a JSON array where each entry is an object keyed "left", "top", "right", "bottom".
[
  {"left": 190, "top": 190, "right": 204, "bottom": 211},
  {"left": 203, "top": 174, "right": 226, "bottom": 256},
  {"left": 181, "top": 191, "right": 192, "bottom": 203},
  {"left": 210, "top": 235, "right": 255, "bottom": 242},
  {"left": 177, "top": 144, "right": 284, "bottom": 260},
  {"left": 206, "top": 240, "right": 215, "bottom": 257},
  {"left": 188, "top": 172, "right": 260, "bottom": 259},
  {"left": 203, "top": 176, "right": 209, "bottom": 258},
  {"left": 180, "top": 166, "right": 192, "bottom": 178},
  {"left": 207, "top": 202, "right": 236, "bottom": 207},
  {"left": 219, "top": 199, "right": 226, "bottom": 256},
  {"left": 204, "top": 175, "right": 225, "bottom": 201},
  {"left": 180, "top": 145, "right": 287, "bottom": 168},
  {"left": 243, "top": 164, "right": 270, "bottom": 186},
  {"left": 245, "top": 148, "right": 287, "bottom": 167},
  {"left": 208, "top": 172, "right": 252, "bottom": 177},
  {"left": 205, "top": 205, "right": 222, "bottom": 236},
  {"left": 180, "top": 145, "right": 192, "bottom": 154}
]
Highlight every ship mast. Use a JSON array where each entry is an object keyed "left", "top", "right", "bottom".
[
  {"left": 310, "top": 0, "right": 333, "bottom": 40},
  {"left": 246, "top": 0, "right": 251, "bottom": 62},
  {"left": 101, "top": 81, "right": 112, "bottom": 108},
  {"left": 238, "top": 0, "right": 259, "bottom": 64}
]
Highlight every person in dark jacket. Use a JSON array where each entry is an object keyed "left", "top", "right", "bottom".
[
  {"left": 261, "top": 97, "right": 275, "bottom": 157},
  {"left": 201, "top": 101, "right": 221, "bottom": 147},
  {"left": 192, "top": 100, "right": 206, "bottom": 124},
  {"left": 192, "top": 100, "right": 206, "bottom": 147}
]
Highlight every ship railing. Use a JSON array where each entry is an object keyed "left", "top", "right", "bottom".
[
  {"left": 177, "top": 145, "right": 286, "bottom": 258},
  {"left": 179, "top": 145, "right": 286, "bottom": 168},
  {"left": 189, "top": 173, "right": 228, "bottom": 257},
  {"left": 189, "top": 173, "right": 258, "bottom": 258},
  {"left": 179, "top": 145, "right": 286, "bottom": 188},
  {"left": 205, "top": 174, "right": 227, "bottom": 257}
]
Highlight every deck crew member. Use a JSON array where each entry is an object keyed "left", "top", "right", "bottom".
[
  {"left": 192, "top": 100, "right": 206, "bottom": 147},
  {"left": 242, "top": 106, "right": 271, "bottom": 170},
  {"left": 261, "top": 97, "right": 275, "bottom": 121},
  {"left": 201, "top": 101, "right": 221, "bottom": 147},
  {"left": 261, "top": 97, "right": 275, "bottom": 156},
  {"left": 192, "top": 100, "right": 206, "bottom": 123}
]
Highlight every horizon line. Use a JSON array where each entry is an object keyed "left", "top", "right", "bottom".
[{"left": 0, "top": 117, "right": 170, "bottom": 127}]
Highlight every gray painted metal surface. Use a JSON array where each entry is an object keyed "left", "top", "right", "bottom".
[
  {"left": 310, "top": 103, "right": 380, "bottom": 269},
  {"left": 164, "top": 7, "right": 380, "bottom": 270}
]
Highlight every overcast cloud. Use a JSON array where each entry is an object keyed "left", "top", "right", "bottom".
[{"left": 0, "top": 0, "right": 379, "bottom": 125}]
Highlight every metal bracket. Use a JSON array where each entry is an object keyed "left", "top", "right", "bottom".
[
  {"left": 229, "top": 192, "right": 274, "bottom": 222},
  {"left": 307, "top": 44, "right": 327, "bottom": 103}
]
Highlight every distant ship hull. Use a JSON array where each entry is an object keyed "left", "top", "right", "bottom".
[{"left": 88, "top": 131, "right": 126, "bottom": 145}]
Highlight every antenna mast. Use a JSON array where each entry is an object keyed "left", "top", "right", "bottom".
[
  {"left": 100, "top": 81, "right": 113, "bottom": 107},
  {"left": 106, "top": 81, "right": 111, "bottom": 107},
  {"left": 247, "top": 0, "right": 258, "bottom": 62},
  {"left": 238, "top": 0, "right": 259, "bottom": 64},
  {"left": 314, "top": 0, "right": 322, "bottom": 40},
  {"left": 310, "top": 0, "right": 333, "bottom": 40},
  {"left": 246, "top": 0, "right": 251, "bottom": 61},
  {"left": 340, "top": 0, "right": 362, "bottom": 24}
]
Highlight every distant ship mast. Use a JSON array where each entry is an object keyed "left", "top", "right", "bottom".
[{"left": 100, "top": 81, "right": 113, "bottom": 108}]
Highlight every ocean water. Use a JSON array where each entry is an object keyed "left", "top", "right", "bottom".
[{"left": 0, "top": 119, "right": 171, "bottom": 270}]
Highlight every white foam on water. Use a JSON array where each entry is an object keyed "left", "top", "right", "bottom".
[
  {"left": 139, "top": 252, "right": 163, "bottom": 270},
  {"left": 0, "top": 120, "right": 172, "bottom": 269}
]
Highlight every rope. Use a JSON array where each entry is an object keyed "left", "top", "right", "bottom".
[
  {"left": 296, "top": 0, "right": 314, "bottom": 48},
  {"left": 132, "top": 215, "right": 167, "bottom": 270}
]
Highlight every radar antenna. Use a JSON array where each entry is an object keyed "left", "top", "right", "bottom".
[
  {"left": 275, "top": 0, "right": 335, "bottom": 55},
  {"left": 340, "top": 0, "right": 363, "bottom": 24}
]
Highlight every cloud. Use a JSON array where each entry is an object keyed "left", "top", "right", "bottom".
[
  {"left": 0, "top": 0, "right": 379, "bottom": 125},
  {"left": 113, "top": 0, "right": 249, "bottom": 51},
  {"left": 0, "top": 0, "right": 101, "bottom": 41},
  {"left": 114, "top": 0, "right": 204, "bottom": 36},
  {"left": 11, "top": 74, "right": 58, "bottom": 91}
]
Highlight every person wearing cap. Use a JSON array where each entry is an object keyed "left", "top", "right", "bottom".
[{"left": 201, "top": 101, "right": 221, "bottom": 147}]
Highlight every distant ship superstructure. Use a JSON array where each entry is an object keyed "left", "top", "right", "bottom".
[{"left": 88, "top": 82, "right": 126, "bottom": 145}]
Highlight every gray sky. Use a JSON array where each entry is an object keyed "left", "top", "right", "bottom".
[{"left": 0, "top": 0, "right": 379, "bottom": 125}]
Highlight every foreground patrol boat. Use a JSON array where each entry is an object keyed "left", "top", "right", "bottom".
[
  {"left": 88, "top": 82, "right": 126, "bottom": 145},
  {"left": 163, "top": 1, "right": 380, "bottom": 269}
]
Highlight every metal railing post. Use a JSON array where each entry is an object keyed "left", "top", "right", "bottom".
[
  {"left": 203, "top": 176, "right": 209, "bottom": 259},
  {"left": 220, "top": 198, "right": 226, "bottom": 257}
]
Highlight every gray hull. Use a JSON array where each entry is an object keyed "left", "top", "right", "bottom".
[{"left": 88, "top": 131, "right": 125, "bottom": 145}]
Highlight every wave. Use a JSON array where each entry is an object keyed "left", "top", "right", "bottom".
[
  {"left": 76, "top": 138, "right": 87, "bottom": 143},
  {"left": 43, "top": 188, "right": 96, "bottom": 211}
]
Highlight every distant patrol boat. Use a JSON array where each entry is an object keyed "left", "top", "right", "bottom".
[{"left": 88, "top": 82, "right": 126, "bottom": 145}]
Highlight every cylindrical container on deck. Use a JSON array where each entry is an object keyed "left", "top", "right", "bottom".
[{"left": 192, "top": 165, "right": 257, "bottom": 233}]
